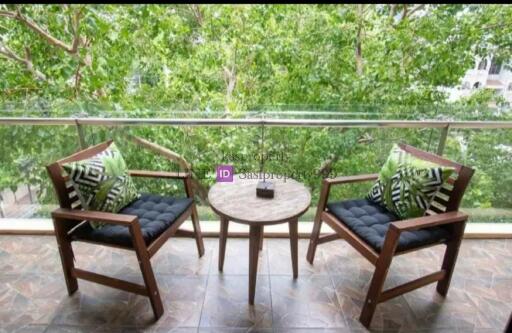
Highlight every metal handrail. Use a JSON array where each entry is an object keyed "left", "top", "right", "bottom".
[{"left": 0, "top": 117, "right": 512, "bottom": 128}]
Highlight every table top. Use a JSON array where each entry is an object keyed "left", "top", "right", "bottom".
[{"left": 208, "top": 174, "right": 311, "bottom": 225}]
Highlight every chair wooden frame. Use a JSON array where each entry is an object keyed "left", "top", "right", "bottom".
[
  {"left": 306, "top": 143, "right": 475, "bottom": 328},
  {"left": 47, "top": 140, "right": 205, "bottom": 321}
]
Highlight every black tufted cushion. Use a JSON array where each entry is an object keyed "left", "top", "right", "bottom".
[
  {"left": 71, "top": 194, "right": 193, "bottom": 247},
  {"left": 326, "top": 199, "right": 450, "bottom": 252}
]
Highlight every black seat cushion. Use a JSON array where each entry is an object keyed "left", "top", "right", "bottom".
[
  {"left": 71, "top": 194, "right": 193, "bottom": 247},
  {"left": 326, "top": 199, "right": 450, "bottom": 252}
]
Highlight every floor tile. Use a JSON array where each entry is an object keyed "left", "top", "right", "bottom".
[
  {"left": 50, "top": 275, "right": 207, "bottom": 330},
  {"left": 267, "top": 239, "right": 329, "bottom": 276},
  {"left": 209, "top": 239, "right": 269, "bottom": 276},
  {"left": 152, "top": 239, "right": 215, "bottom": 276},
  {"left": 0, "top": 274, "right": 66, "bottom": 330},
  {"left": 331, "top": 273, "right": 420, "bottom": 332},
  {"left": 198, "top": 328, "right": 271, "bottom": 333},
  {"left": 199, "top": 275, "right": 272, "bottom": 329},
  {"left": 0, "top": 324, "right": 47, "bottom": 333},
  {"left": 270, "top": 275, "right": 346, "bottom": 328},
  {"left": 0, "top": 235, "right": 510, "bottom": 332}
]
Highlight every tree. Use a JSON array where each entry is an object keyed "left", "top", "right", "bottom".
[{"left": 0, "top": 4, "right": 511, "bottom": 218}]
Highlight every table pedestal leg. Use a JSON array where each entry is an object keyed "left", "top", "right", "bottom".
[
  {"left": 249, "top": 225, "right": 263, "bottom": 305},
  {"left": 218, "top": 217, "right": 229, "bottom": 271},
  {"left": 289, "top": 218, "right": 299, "bottom": 279}
]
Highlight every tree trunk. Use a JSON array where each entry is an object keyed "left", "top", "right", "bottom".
[
  {"left": 27, "top": 184, "right": 34, "bottom": 204},
  {"left": 355, "top": 4, "right": 364, "bottom": 76}
]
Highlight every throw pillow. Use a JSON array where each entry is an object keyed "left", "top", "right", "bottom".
[
  {"left": 425, "top": 171, "right": 458, "bottom": 215},
  {"left": 367, "top": 144, "right": 454, "bottom": 219},
  {"left": 62, "top": 143, "right": 139, "bottom": 228}
]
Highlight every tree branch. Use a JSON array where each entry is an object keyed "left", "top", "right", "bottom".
[
  {"left": 389, "top": 4, "right": 428, "bottom": 28},
  {"left": 69, "top": 7, "right": 82, "bottom": 53},
  {"left": 394, "top": 4, "right": 426, "bottom": 25},
  {"left": 390, "top": 4, "right": 397, "bottom": 19},
  {"left": 223, "top": 66, "right": 236, "bottom": 100},
  {"left": 223, "top": 42, "right": 237, "bottom": 111},
  {"left": 402, "top": 4, "right": 408, "bottom": 21},
  {"left": 72, "top": 59, "right": 82, "bottom": 97},
  {"left": 0, "top": 40, "right": 46, "bottom": 80},
  {"left": 0, "top": 10, "right": 16, "bottom": 19},
  {"left": 408, "top": 4, "right": 426, "bottom": 18},
  {"left": 0, "top": 6, "right": 82, "bottom": 55},
  {"left": 188, "top": 4, "right": 203, "bottom": 26},
  {"left": 355, "top": 4, "right": 364, "bottom": 76}
]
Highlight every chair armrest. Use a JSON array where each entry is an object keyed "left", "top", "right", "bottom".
[
  {"left": 130, "top": 169, "right": 195, "bottom": 199},
  {"left": 390, "top": 211, "right": 468, "bottom": 232},
  {"left": 129, "top": 170, "right": 190, "bottom": 179},
  {"left": 316, "top": 173, "right": 379, "bottom": 213},
  {"left": 324, "top": 173, "right": 379, "bottom": 185},
  {"left": 51, "top": 208, "right": 138, "bottom": 226}
]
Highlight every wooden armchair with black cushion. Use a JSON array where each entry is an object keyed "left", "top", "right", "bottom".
[
  {"left": 47, "top": 140, "right": 205, "bottom": 320},
  {"left": 306, "top": 143, "right": 474, "bottom": 328}
]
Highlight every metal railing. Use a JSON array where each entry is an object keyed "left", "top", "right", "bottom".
[
  {"left": 1, "top": 115, "right": 511, "bottom": 224},
  {"left": 1, "top": 117, "right": 512, "bottom": 128},
  {"left": 1, "top": 116, "right": 511, "bottom": 155}
]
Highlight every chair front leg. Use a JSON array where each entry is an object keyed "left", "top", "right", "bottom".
[
  {"left": 437, "top": 221, "right": 466, "bottom": 296},
  {"left": 306, "top": 180, "right": 330, "bottom": 264},
  {"left": 53, "top": 218, "right": 78, "bottom": 295},
  {"left": 130, "top": 222, "right": 164, "bottom": 320},
  {"left": 191, "top": 203, "right": 205, "bottom": 257},
  {"left": 306, "top": 212, "right": 323, "bottom": 264},
  {"left": 360, "top": 227, "right": 400, "bottom": 328},
  {"left": 185, "top": 177, "right": 205, "bottom": 257}
]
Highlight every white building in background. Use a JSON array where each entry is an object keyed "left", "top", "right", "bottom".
[{"left": 444, "top": 56, "right": 512, "bottom": 104}]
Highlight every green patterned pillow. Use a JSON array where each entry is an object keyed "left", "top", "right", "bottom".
[
  {"left": 367, "top": 144, "right": 454, "bottom": 219},
  {"left": 62, "top": 143, "right": 139, "bottom": 229}
]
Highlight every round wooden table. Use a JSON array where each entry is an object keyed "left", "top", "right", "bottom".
[{"left": 208, "top": 174, "right": 311, "bottom": 304}]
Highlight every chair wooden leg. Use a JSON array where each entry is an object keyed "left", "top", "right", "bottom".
[
  {"left": 307, "top": 180, "right": 330, "bottom": 264},
  {"left": 437, "top": 222, "right": 465, "bottom": 296},
  {"left": 191, "top": 204, "right": 205, "bottom": 257},
  {"left": 130, "top": 224, "right": 164, "bottom": 320},
  {"left": 306, "top": 216, "right": 322, "bottom": 264},
  {"left": 53, "top": 218, "right": 78, "bottom": 295},
  {"left": 360, "top": 257, "right": 392, "bottom": 327},
  {"left": 360, "top": 228, "right": 400, "bottom": 328},
  {"left": 184, "top": 177, "right": 205, "bottom": 257}
]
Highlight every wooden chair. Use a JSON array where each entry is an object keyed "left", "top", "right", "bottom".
[
  {"left": 306, "top": 143, "right": 475, "bottom": 328},
  {"left": 47, "top": 140, "right": 205, "bottom": 320}
]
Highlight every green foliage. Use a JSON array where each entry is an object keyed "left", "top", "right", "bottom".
[{"left": 0, "top": 5, "right": 511, "bottom": 221}]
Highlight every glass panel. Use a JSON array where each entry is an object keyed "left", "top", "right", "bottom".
[
  {"left": 0, "top": 105, "right": 510, "bottom": 226},
  {"left": 444, "top": 128, "right": 512, "bottom": 223},
  {"left": 0, "top": 123, "right": 80, "bottom": 220}
]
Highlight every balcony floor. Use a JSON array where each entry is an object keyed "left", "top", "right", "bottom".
[{"left": 0, "top": 235, "right": 511, "bottom": 332}]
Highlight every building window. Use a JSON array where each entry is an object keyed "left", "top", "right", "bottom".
[
  {"left": 489, "top": 58, "right": 502, "bottom": 75},
  {"left": 473, "top": 82, "right": 481, "bottom": 89},
  {"left": 477, "top": 58, "right": 487, "bottom": 70}
]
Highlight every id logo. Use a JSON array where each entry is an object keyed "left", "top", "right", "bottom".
[{"left": 216, "top": 165, "right": 234, "bottom": 182}]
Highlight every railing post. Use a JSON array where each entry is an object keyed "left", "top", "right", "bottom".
[
  {"left": 75, "top": 120, "right": 87, "bottom": 149},
  {"left": 437, "top": 125, "right": 450, "bottom": 156},
  {"left": 0, "top": 196, "right": 5, "bottom": 218}
]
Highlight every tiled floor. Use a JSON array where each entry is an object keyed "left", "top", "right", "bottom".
[{"left": 0, "top": 235, "right": 511, "bottom": 332}]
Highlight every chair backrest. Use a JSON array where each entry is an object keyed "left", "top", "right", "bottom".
[
  {"left": 398, "top": 143, "right": 475, "bottom": 213},
  {"left": 46, "top": 140, "right": 114, "bottom": 213}
]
